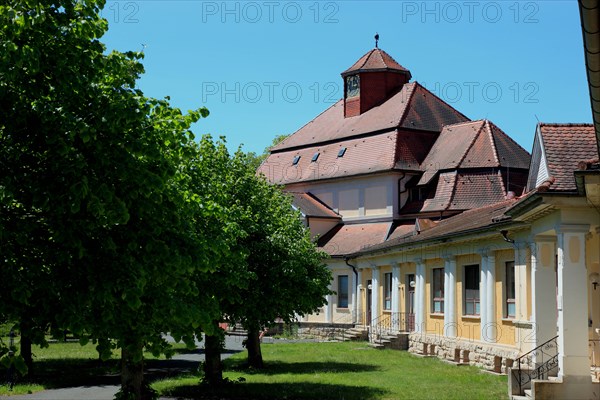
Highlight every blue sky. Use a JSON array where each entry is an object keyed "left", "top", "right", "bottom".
[{"left": 102, "top": 1, "right": 591, "bottom": 154}]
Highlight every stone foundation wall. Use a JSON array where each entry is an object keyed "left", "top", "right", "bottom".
[{"left": 408, "top": 333, "right": 519, "bottom": 374}]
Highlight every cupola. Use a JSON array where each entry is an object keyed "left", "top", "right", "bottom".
[{"left": 342, "top": 36, "right": 412, "bottom": 118}]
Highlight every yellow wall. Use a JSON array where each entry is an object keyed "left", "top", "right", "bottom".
[{"left": 364, "top": 185, "right": 387, "bottom": 216}]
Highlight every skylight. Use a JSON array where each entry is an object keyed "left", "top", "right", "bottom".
[
  {"left": 311, "top": 152, "right": 320, "bottom": 162},
  {"left": 337, "top": 147, "right": 347, "bottom": 157},
  {"left": 292, "top": 155, "right": 301, "bottom": 165}
]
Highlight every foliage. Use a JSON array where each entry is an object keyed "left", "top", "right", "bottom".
[
  {"left": 244, "top": 134, "right": 289, "bottom": 170},
  {"left": 0, "top": 0, "right": 232, "bottom": 397}
]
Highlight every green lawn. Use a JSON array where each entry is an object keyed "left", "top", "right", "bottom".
[{"left": 154, "top": 341, "right": 509, "bottom": 400}]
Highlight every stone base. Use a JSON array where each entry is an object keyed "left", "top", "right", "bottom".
[{"left": 408, "top": 333, "right": 519, "bottom": 374}]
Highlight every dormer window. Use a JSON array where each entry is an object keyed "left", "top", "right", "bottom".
[
  {"left": 311, "top": 152, "right": 320, "bottom": 162},
  {"left": 292, "top": 155, "right": 301, "bottom": 165},
  {"left": 337, "top": 147, "right": 347, "bottom": 158}
]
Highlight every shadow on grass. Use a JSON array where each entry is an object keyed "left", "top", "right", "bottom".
[
  {"left": 227, "top": 360, "right": 380, "bottom": 375},
  {"left": 171, "top": 347, "right": 242, "bottom": 355},
  {"left": 3, "top": 358, "right": 121, "bottom": 389},
  {"left": 164, "top": 381, "right": 388, "bottom": 400}
]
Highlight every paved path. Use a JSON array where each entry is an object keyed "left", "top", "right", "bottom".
[{"left": 1, "top": 335, "right": 247, "bottom": 400}]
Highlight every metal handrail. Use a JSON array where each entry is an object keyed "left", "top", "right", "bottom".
[
  {"left": 513, "top": 335, "right": 559, "bottom": 395},
  {"left": 327, "top": 311, "right": 365, "bottom": 341},
  {"left": 370, "top": 312, "right": 407, "bottom": 344}
]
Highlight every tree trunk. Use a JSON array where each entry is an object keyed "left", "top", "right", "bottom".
[
  {"left": 19, "top": 319, "right": 33, "bottom": 377},
  {"left": 203, "top": 333, "right": 223, "bottom": 385},
  {"left": 246, "top": 327, "right": 264, "bottom": 369},
  {"left": 121, "top": 345, "right": 145, "bottom": 400},
  {"left": 20, "top": 334, "right": 33, "bottom": 377}
]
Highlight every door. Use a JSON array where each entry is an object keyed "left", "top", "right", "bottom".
[{"left": 407, "top": 274, "right": 415, "bottom": 331}]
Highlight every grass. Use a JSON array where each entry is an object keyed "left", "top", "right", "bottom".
[
  {"left": 154, "top": 341, "right": 509, "bottom": 400},
  {"left": 0, "top": 338, "right": 189, "bottom": 396}
]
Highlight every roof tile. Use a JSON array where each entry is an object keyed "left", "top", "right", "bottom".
[
  {"left": 538, "top": 123, "right": 598, "bottom": 191},
  {"left": 318, "top": 222, "right": 392, "bottom": 256},
  {"left": 289, "top": 192, "right": 340, "bottom": 219}
]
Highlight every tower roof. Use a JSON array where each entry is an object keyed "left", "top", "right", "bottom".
[{"left": 341, "top": 48, "right": 411, "bottom": 78}]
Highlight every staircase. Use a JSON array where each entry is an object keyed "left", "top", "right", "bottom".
[
  {"left": 509, "top": 336, "right": 559, "bottom": 399},
  {"left": 369, "top": 332, "right": 409, "bottom": 350},
  {"left": 332, "top": 326, "right": 368, "bottom": 342},
  {"left": 368, "top": 312, "right": 410, "bottom": 350}
]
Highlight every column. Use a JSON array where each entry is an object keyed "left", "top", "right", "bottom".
[
  {"left": 479, "top": 251, "right": 489, "bottom": 342},
  {"left": 325, "top": 285, "right": 333, "bottom": 324},
  {"left": 351, "top": 271, "right": 358, "bottom": 324},
  {"left": 556, "top": 224, "right": 591, "bottom": 379},
  {"left": 444, "top": 256, "right": 457, "bottom": 337},
  {"left": 514, "top": 242, "right": 529, "bottom": 321},
  {"left": 371, "top": 265, "right": 380, "bottom": 326},
  {"left": 485, "top": 252, "right": 497, "bottom": 343},
  {"left": 356, "top": 269, "right": 363, "bottom": 325},
  {"left": 530, "top": 237, "right": 558, "bottom": 352},
  {"left": 391, "top": 262, "right": 400, "bottom": 331},
  {"left": 415, "top": 258, "right": 426, "bottom": 333}
]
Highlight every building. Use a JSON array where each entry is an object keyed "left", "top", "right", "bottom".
[{"left": 259, "top": 40, "right": 600, "bottom": 398}]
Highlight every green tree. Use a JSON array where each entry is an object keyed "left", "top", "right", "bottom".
[
  {"left": 0, "top": 2, "right": 231, "bottom": 398},
  {"left": 245, "top": 134, "right": 289, "bottom": 170},
  {"left": 218, "top": 151, "right": 332, "bottom": 369}
]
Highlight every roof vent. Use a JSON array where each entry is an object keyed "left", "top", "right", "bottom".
[
  {"left": 292, "top": 155, "right": 301, "bottom": 165},
  {"left": 337, "top": 147, "right": 347, "bottom": 157},
  {"left": 311, "top": 152, "right": 320, "bottom": 162}
]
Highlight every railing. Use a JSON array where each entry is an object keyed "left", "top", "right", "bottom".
[
  {"left": 512, "top": 335, "right": 559, "bottom": 395},
  {"left": 369, "top": 312, "right": 408, "bottom": 344},
  {"left": 327, "top": 311, "right": 366, "bottom": 341}
]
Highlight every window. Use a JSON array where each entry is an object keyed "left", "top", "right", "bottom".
[
  {"left": 464, "top": 265, "right": 480, "bottom": 316},
  {"left": 338, "top": 275, "right": 349, "bottom": 308},
  {"left": 311, "top": 152, "right": 320, "bottom": 162},
  {"left": 505, "top": 261, "right": 516, "bottom": 318},
  {"left": 292, "top": 155, "right": 301, "bottom": 165},
  {"left": 384, "top": 273, "right": 392, "bottom": 310},
  {"left": 432, "top": 268, "right": 444, "bottom": 314},
  {"left": 337, "top": 147, "right": 347, "bottom": 158}
]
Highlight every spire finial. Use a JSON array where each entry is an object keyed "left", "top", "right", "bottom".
[{"left": 375, "top": 33, "right": 379, "bottom": 48}]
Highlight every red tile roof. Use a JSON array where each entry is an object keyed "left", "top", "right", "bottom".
[
  {"left": 289, "top": 192, "right": 340, "bottom": 219},
  {"left": 271, "top": 82, "right": 468, "bottom": 152},
  {"left": 354, "top": 200, "right": 517, "bottom": 255},
  {"left": 342, "top": 48, "right": 411, "bottom": 78},
  {"left": 318, "top": 222, "right": 393, "bottom": 256},
  {"left": 401, "top": 171, "right": 507, "bottom": 214},
  {"left": 538, "top": 123, "right": 598, "bottom": 191},
  {"left": 259, "top": 132, "right": 398, "bottom": 184},
  {"left": 419, "top": 120, "right": 530, "bottom": 185}
]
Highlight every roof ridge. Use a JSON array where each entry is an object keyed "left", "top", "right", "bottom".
[
  {"left": 271, "top": 99, "right": 343, "bottom": 152},
  {"left": 396, "top": 82, "right": 418, "bottom": 127},
  {"left": 410, "top": 82, "right": 471, "bottom": 123},
  {"left": 483, "top": 120, "right": 501, "bottom": 165},
  {"left": 539, "top": 122, "right": 594, "bottom": 127},
  {"left": 457, "top": 120, "right": 485, "bottom": 167},
  {"left": 445, "top": 171, "right": 459, "bottom": 212},
  {"left": 487, "top": 119, "right": 531, "bottom": 157}
]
